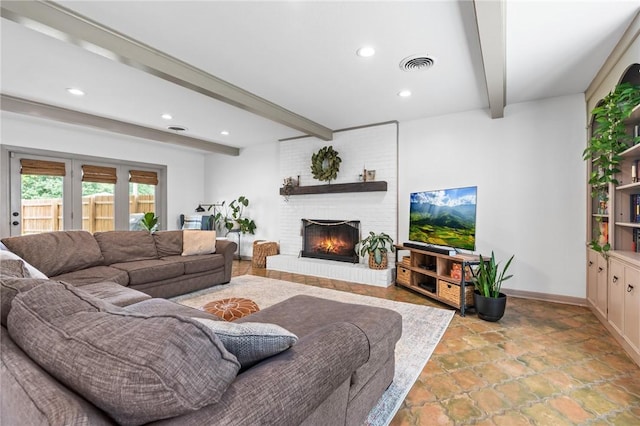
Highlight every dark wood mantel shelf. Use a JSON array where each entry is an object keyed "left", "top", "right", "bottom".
[{"left": 279, "top": 181, "right": 387, "bottom": 196}]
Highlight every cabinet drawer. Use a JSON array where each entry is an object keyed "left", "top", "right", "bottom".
[
  {"left": 397, "top": 266, "right": 411, "bottom": 284},
  {"left": 438, "top": 280, "right": 474, "bottom": 307}
]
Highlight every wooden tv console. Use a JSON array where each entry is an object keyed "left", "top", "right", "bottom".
[{"left": 394, "top": 244, "right": 483, "bottom": 316}]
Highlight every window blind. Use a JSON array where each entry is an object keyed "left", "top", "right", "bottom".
[
  {"left": 82, "top": 165, "right": 117, "bottom": 184},
  {"left": 20, "top": 159, "right": 66, "bottom": 176},
  {"left": 129, "top": 170, "right": 158, "bottom": 185}
]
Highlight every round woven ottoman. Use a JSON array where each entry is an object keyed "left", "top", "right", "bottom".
[{"left": 202, "top": 297, "right": 260, "bottom": 321}]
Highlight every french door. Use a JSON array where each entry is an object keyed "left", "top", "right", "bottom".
[{"left": 9, "top": 153, "right": 158, "bottom": 236}]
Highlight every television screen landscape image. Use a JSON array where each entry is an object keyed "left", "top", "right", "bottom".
[{"left": 409, "top": 186, "right": 477, "bottom": 251}]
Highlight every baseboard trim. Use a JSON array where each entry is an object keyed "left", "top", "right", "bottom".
[{"left": 502, "top": 288, "right": 588, "bottom": 307}]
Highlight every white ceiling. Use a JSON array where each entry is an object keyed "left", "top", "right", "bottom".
[{"left": 2, "top": 1, "right": 639, "bottom": 152}]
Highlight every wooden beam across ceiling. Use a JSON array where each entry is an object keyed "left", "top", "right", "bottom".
[
  {"left": 473, "top": 0, "right": 506, "bottom": 119},
  {"left": 1, "top": 0, "right": 334, "bottom": 141},
  {"left": 1, "top": 94, "right": 241, "bottom": 155}
]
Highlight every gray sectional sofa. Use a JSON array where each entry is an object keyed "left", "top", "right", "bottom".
[
  {"left": 1, "top": 230, "right": 237, "bottom": 298},
  {"left": 0, "top": 230, "right": 403, "bottom": 425}
]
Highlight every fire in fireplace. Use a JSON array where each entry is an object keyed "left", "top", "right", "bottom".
[{"left": 301, "top": 219, "right": 360, "bottom": 263}]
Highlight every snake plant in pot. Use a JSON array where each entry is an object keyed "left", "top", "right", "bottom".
[
  {"left": 472, "top": 251, "right": 514, "bottom": 322},
  {"left": 355, "top": 231, "right": 395, "bottom": 269}
]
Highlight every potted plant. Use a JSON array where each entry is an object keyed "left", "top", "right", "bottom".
[
  {"left": 214, "top": 196, "right": 257, "bottom": 235},
  {"left": 472, "top": 251, "right": 514, "bottom": 322},
  {"left": 355, "top": 231, "right": 395, "bottom": 269},
  {"left": 139, "top": 212, "right": 158, "bottom": 233}
]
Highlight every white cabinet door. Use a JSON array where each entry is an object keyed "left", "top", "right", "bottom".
[
  {"left": 608, "top": 258, "right": 625, "bottom": 334},
  {"left": 624, "top": 267, "right": 640, "bottom": 354}
]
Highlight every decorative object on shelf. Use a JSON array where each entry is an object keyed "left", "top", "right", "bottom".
[
  {"left": 355, "top": 231, "right": 395, "bottom": 269},
  {"left": 281, "top": 177, "right": 298, "bottom": 201},
  {"left": 214, "top": 196, "right": 257, "bottom": 235},
  {"left": 583, "top": 82, "right": 640, "bottom": 254},
  {"left": 139, "top": 212, "right": 158, "bottom": 233},
  {"left": 472, "top": 251, "right": 514, "bottom": 322},
  {"left": 311, "top": 145, "right": 341, "bottom": 182}
]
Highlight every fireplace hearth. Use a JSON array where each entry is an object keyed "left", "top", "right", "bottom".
[{"left": 301, "top": 219, "right": 360, "bottom": 263}]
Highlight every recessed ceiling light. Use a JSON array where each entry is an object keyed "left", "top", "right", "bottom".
[
  {"left": 66, "top": 87, "right": 85, "bottom": 96},
  {"left": 220, "top": 130, "right": 229, "bottom": 136},
  {"left": 161, "top": 113, "right": 173, "bottom": 120},
  {"left": 398, "top": 90, "right": 412, "bottom": 98},
  {"left": 356, "top": 46, "right": 375, "bottom": 57}
]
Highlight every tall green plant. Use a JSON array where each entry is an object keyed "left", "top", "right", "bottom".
[
  {"left": 473, "top": 251, "right": 514, "bottom": 298},
  {"left": 583, "top": 82, "right": 640, "bottom": 253}
]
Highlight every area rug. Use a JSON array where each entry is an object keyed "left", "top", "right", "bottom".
[{"left": 173, "top": 275, "right": 454, "bottom": 426}]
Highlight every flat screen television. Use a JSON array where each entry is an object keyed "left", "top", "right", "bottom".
[{"left": 409, "top": 186, "right": 477, "bottom": 251}]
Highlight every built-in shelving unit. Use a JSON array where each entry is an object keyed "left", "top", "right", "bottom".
[{"left": 279, "top": 181, "right": 387, "bottom": 196}]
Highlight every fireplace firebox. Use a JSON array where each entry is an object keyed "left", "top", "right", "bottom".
[{"left": 301, "top": 219, "right": 360, "bottom": 263}]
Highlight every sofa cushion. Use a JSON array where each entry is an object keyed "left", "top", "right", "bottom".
[
  {"left": 94, "top": 231, "right": 158, "bottom": 265},
  {"left": 192, "top": 317, "right": 298, "bottom": 368},
  {"left": 182, "top": 230, "right": 217, "bottom": 256},
  {"left": 0, "top": 250, "right": 48, "bottom": 279},
  {"left": 0, "top": 259, "right": 28, "bottom": 278},
  {"left": 0, "top": 277, "right": 50, "bottom": 326},
  {"left": 152, "top": 230, "right": 183, "bottom": 257},
  {"left": 7, "top": 281, "right": 240, "bottom": 426},
  {"left": 162, "top": 253, "right": 225, "bottom": 274},
  {"left": 78, "top": 281, "right": 152, "bottom": 307},
  {"left": 110, "top": 259, "right": 184, "bottom": 285},
  {"left": 1, "top": 231, "right": 104, "bottom": 277},
  {"left": 52, "top": 265, "right": 129, "bottom": 286}
]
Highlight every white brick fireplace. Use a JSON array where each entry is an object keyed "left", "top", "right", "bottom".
[{"left": 268, "top": 122, "right": 398, "bottom": 286}]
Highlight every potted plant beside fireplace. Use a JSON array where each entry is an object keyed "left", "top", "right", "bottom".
[{"left": 356, "top": 231, "right": 395, "bottom": 269}]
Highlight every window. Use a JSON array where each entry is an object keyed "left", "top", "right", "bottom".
[
  {"left": 17, "top": 158, "right": 69, "bottom": 234},
  {"left": 5, "top": 148, "right": 165, "bottom": 236},
  {"left": 129, "top": 170, "right": 158, "bottom": 230}
]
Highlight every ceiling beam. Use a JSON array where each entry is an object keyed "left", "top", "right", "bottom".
[
  {"left": 1, "top": 94, "right": 240, "bottom": 156},
  {"left": 473, "top": 0, "right": 506, "bottom": 119},
  {"left": 1, "top": 0, "right": 334, "bottom": 141}
]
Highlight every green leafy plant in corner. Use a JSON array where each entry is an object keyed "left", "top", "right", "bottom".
[
  {"left": 583, "top": 82, "right": 640, "bottom": 254},
  {"left": 139, "top": 212, "right": 158, "bottom": 233},
  {"left": 355, "top": 231, "right": 395, "bottom": 265},
  {"left": 214, "top": 196, "right": 257, "bottom": 235},
  {"left": 473, "top": 251, "right": 514, "bottom": 298}
]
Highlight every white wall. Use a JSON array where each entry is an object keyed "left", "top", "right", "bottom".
[
  {"left": 1, "top": 112, "right": 206, "bottom": 232},
  {"left": 204, "top": 141, "right": 281, "bottom": 258},
  {"left": 399, "top": 94, "right": 587, "bottom": 298}
]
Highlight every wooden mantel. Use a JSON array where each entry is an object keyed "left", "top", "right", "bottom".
[{"left": 279, "top": 181, "right": 387, "bottom": 196}]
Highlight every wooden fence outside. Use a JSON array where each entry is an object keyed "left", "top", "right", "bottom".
[{"left": 21, "top": 194, "right": 155, "bottom": 235}]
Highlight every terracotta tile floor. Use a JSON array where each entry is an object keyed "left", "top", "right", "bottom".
[{"left": 232, "top": 260, "right": 640, "bottom": 425}]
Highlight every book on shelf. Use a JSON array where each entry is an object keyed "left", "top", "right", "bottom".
[
  {"left": 631, "top": 194, "right": 640, "bottom": 222},
  {"left": 634, "top": 228, "right": 640, "bottom": 253},
  {"left": 598, "top": 222, "right": 608, "bottom": 247}
]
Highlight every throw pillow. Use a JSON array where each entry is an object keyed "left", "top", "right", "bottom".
[
  {"left": 8, "top": 281, "right": 240, "bottom": 426},
  {"left": 182, "top": 214, "right": 202, "bottom": 230},
  {"left": 191, "top": 317, "right": 298, "bottom": 368},
  {"left": 0, "top": 277, "right": 50, "bottom": 326},
  {"left": 0, "top": 250, "right": 48, "bottom": 279},
  {"left": 182, "top": 230, "right": 217, "bottom": 256}
]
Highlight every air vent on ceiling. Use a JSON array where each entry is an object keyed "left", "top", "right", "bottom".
[
  {"left": 399, "top": 54, "right": 436, "bottom": 72},
  {"left": 167, "top": 125, "right": 188, "bottom": 132}
]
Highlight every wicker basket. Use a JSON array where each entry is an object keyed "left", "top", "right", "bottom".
[
  {"left": 252, "top": 240, "right": 279, "bottom": 268},
  {"left": 368, "top": 252, "right": 388, "bottom": 269},
  {"left": 397, "top": 266, "right": 411, "bottom": 284},
  {"left": 438, "top": 280, "right": 474, "bottom": 308}
]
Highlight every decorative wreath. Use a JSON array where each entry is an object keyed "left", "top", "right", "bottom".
[{"left": 311, "top": 146, "right": 342, "bottom": 182}]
